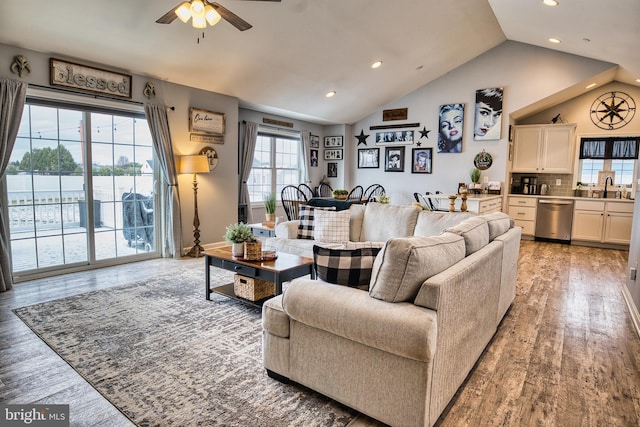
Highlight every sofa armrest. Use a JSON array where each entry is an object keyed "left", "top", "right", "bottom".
[
  {"left": 283, "top": 278, "right": 437, "bottom": 362},
  {"left": 275, "top": 220, "right": 299, "bottom": 238}
]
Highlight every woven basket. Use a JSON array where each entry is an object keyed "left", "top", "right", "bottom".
[
  {"left": 243, "top": 241, "right": 262, "bottom": 260},
  {"left": 233, "top": 274, "right": 274, "bottom": 301}
]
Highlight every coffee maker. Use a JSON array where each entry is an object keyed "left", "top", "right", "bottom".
[{"left": 521, "top": 176, "right": 538, "bottom": 195}]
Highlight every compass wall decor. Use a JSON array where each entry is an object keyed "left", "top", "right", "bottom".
[{"left": 590, "top": 91, "right": 636, "bottom": 130}]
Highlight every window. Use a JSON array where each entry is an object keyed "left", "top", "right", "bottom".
[
  {"left": 247, "top": 129, "right": 302, "bottom": 203},
  {"left": 578, "top": 136, "right": 638, "bottom": 185},
  {"left": 7, "top": 100, "right": 157, "bottom": 279}
]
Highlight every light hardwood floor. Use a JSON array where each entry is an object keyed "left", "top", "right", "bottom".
[{"left": 1, "top": 241, "right": 639, "bottom": 426}]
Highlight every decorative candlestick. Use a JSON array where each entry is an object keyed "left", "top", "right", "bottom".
[{"left": 448, "top": 194, "right": 457, "bottom": 212}]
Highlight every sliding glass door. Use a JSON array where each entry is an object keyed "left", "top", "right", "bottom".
[{"left": 6, "top": 102, "right": 158, "bottom": 279}]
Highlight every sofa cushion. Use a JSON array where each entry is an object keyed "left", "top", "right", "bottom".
[
  {"left": 481, "top": 212, "right": 512, "bottom": 241},
  {"left": 444, "top": 216, "right": 490, "bottom": 255},
  {"left": 413, "top": 211, "right": 475, "bottom": 237},
  {"left": 313, "top": 209, "right": 351, "bottom": 244},
  {"left": 369, "top": 233, "right": 466, "bottom": 303},
  {"left": 313, "top": 245, "right": 382, "bottom": 289},
  {"left": 348, "top": 204, "right": 366, "bottom": 242},
  {"left": 297, "top": 205, "right": 335, "bottom": 240},
  {"left": 360, "top": 203, "right": 421, "bottom": 242}
]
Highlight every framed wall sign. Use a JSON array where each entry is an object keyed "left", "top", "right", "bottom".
[
  {"left": 49, "top": 58, "right": 132, "bottom": 99},
  {"left": 324, "top": 136, "right": 344, "bottom": 147},
  {"left": 189, "top": 108, "right": 225, "bottom": 135}
]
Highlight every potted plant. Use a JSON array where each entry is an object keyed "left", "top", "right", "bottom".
[
  {"left": 264, "top": 192, "right": 276, "bottom": 222},
  {"left": 376, "top": 193, "right": 390, "bottom": 204},
  {"left": 470, "top": 167, "right": 481, "bottom": 190},
  {"left": 224, "top": 222, "right": 254, "bottom": 257},
  {"left": 332, "top": 189, "right": 349, "bottom": 200}
]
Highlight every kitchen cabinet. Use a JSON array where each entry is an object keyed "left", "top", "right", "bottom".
[
  {"left": 511, "top": 124, "right": 575, "bottom": 173},
  {"left": 508, "top": 196, "right": 536, "bottom": 236},
  {"left": 572, "top": 200, "right": 634, "bottom": 244}
]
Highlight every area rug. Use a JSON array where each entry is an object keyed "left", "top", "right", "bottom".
[{"left": 13, "top": 265, "right": 356, "bottom": 426}]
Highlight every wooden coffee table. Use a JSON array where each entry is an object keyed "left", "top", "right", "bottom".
[{"left": 204, "top": 246, "right": 314, "bottom": 304}]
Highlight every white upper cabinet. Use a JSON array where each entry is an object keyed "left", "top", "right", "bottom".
[{"left": 512, "top": 124, "right": 576, "bottom": 173}]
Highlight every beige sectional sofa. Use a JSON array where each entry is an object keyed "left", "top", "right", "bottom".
[{"left": 262, "top": 203, "right": 521, "bottom": 427}]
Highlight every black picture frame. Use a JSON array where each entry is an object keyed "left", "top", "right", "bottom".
[
  {"left": 310, "top": 135, "right": 320, "bottom": 148},
  {"left": 411, "top": 148, "right": 432, "bottom": 174},
  {"left": 358, "top": 148, "right": 379, "bottom": 169},
  {"left": 324, "top": 149, "right": 343, "bottom": 160},
  {"left": 310, "top": 149, "right": 319, "bottom": 167},
  {"left": 384, "top": 146, "right": 405, "bottom": 172},
  {"left": 327, "top": 162, "right": 338, "bottom": 178},
  {"left": 324, "top": 136, "right": 344, "bottom": 147},
  {"left": 375, "top": 130, "right": 415, "bottom": 145}
]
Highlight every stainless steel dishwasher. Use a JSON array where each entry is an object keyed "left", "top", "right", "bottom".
[{"left": 535, "top": 198, "right": 574, "bottom": 242}]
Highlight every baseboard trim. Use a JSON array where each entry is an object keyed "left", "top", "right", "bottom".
[{"left": 622, "top": 285, "right": 640, "bottom": 339}]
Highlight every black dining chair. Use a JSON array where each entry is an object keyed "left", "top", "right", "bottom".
[
  {"left": 281, "top": 185, "right": 307, "bottom": 221},
  {"left": 347, "top": 185, "right": 364, "bottom": 202},
  {"left": 298, "top": 183, "right": 315, "bottom": 200},
  {"left": 414, "top": 192, "right": 432, "bottom": 210},
  {"left": 317, "top": 182, "right": 333, "bottom": 197},
  {"left": 363, "top": 184, "right": 385, "bottom": 203}
]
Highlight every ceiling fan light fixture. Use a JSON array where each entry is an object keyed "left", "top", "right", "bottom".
[
  {"left": 192, "top": 15, "right": 206, "bottom": 28},
  {"left": 175, "top": 2, "right": 192, "bottom": 23},
  {"left": 205, "top": 5, "right": 221, "bottom": 26},
  {"left": 190, "top": 0, "right": 205, "bottom": 18}
]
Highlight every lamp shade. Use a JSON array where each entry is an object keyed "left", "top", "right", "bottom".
[{"left": 179, "top": 155, "right": 209, "bottom": 174}]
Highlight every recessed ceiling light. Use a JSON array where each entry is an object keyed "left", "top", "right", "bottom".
[
  {"left": 325, "top": 91, "right": 336, "bottom": 98},
  {"left": 586, "top": 83, "right": 597, "bottom": 89},
  {"left": 549, "top": 38, "right": 561, "bottom": 44},
  {"left": 543, "top": 0, "right": 558, "bottom": 6},
  {"left": 636, "top": 78, "right": 640, "bottom": 83},
  {"left": 371, "top": 61, "right": 383, "bottom": 69}
]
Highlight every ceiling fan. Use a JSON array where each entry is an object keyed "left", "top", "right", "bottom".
[{"left": 156, "top": 0, "right": 281, "bottom": 32}]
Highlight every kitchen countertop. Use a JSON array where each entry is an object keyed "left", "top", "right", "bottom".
[
  {"left": 508, "top": 194, "right": 635, "bottom": 203},
  {"left": 431, "top": 193, "right": 502, "bottom": 201}
]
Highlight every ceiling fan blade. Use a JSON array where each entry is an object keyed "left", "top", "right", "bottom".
[
  {"left": 156, "top": 2, "right": 183, "bottom": 24},
  {"left": 211, "top": 2, "right": 253, "bottom": 31}
]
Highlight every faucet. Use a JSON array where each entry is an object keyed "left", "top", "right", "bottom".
[{"left": 603, "top": 175, "right": 613, "bottom": 198}]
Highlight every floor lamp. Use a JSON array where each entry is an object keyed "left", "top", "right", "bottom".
[{"left": 179, "top": 155, "right": 210, "bottom": 257}]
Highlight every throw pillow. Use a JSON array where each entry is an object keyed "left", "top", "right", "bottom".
[
  {"left": 368, "top": 233, "right": 466, "bottom": 303},
  {"left": 313, "top": 245, "right": 382, "bottom": 290},
  {"left": 313, "top": 209, "right": 351, "bottom": 244},
  {"left": 444, "top": 216, "right": 489, "bottom": 255},
  {"left": 297, "top": 205, "right": 335, "bottom": 240}
]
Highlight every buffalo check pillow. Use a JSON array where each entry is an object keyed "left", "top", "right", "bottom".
[
  {"left": 297, "top": 205, "right": 336, "bottom": 240},
  {"left": 313, "top": 244, "right": 382, "bottom": 290}
]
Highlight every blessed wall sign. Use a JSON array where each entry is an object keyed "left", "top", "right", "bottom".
[{"left": 49, "top": 58, "right": 132, "bottom": 99}]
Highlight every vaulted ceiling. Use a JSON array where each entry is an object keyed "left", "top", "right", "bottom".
[{"left": 1, "top": 0, "right": 638, "bottom": 125}]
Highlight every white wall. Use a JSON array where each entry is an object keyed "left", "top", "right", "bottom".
[{"left": 349, "top": 41, "right": 617, "bottom": 206}]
